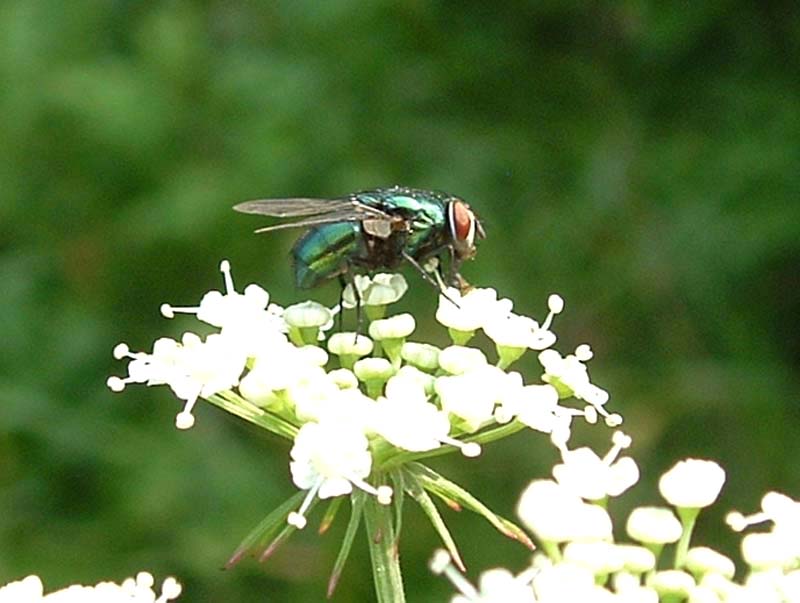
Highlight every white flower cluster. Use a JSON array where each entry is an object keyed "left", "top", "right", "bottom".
[
  {"left": 0, "top": 572, "right": 181, "bottom": 602},
  {"left": 724, "top": 491, "right": 800, "bottom": 600},
  {"left": 108, "top": 261, "right": 617, "bottom": 531},
  {"left": 434, "top": 452, "right": 800, "bottom": 603}
]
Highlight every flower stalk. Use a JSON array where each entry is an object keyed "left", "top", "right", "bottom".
[
  {"left": 364, "top": 490, "right": 406, "bottom": 603},
  {"left": 673, "top": 507, "right": 699, "bottom": 569}
]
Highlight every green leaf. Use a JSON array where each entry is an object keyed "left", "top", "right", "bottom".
[
  {"left": 258, "top": 523, "right": 297, "bottom": 562},
  {"left": 390, "top": 469, "right": 405, "bottom": 544},
  {"left": 326, "top": 491, "right": 366, "bottom": 598},
  {"left": 225, "top": 490, "right": 304, "bottom": 568},
  {"left": 364, "top": 492, "right": 406, "bottom": 602},
  {"left": 402, "top": 468, "right": 465, "bottom": 572},
  {"left": 319, "top": 495, "right": 345, "bottom": 535},
  {"left": 408, "top": 462, "right": 535, "bottom": 550}
]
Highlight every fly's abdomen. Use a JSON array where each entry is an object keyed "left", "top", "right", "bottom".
[{"left": 291, "top": 222, "right": 361, "bottom": 289}]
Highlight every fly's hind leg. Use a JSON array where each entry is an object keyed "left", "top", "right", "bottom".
[
  {"left": 339, "top": 266, "right": 364, "bottom": 340},
  {"left": 337, "top": 274, "right": 347, "bottom": 332}
]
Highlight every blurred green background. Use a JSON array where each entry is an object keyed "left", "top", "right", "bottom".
[{"left": 1, "top": 1, "right": 799, "bottom": 600}]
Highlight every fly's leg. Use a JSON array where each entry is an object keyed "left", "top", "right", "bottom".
[
  {"left": 401, "top": 251, "right": 461, "bottom": 308},
  {"left": 453, "top": 272, "right": 473, "bottom": 294},
  {"left": 337, "top": 275, "right": 347, "bottom": 332},
  {"left": 446, "top": 245, "right": 458, "bottom": 286},
  {"left": 445, "top": 246, "right": 472, "bottom": 294},
  {"left": 355, "top": 285, "right": 363, "bottom": 341},
  {"left": 340, "top": 266, "right": 363, "bottom": 341},
  {"left": 427, "top": 258, "right": 472, "bottom": 301},
  {"left": 401, "top": 251, "right": 440, "bottom": 292}
]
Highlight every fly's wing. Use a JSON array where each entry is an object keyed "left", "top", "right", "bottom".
[
  {"left": 234, "top": 198, "right": 358, "bottom": 218},
  {"left": 233, "top": 197, "right": 396, "bottom": 235}
]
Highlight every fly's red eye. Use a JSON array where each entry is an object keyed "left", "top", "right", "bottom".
[{"left": 452, "top": 200, "right": 473, "bottom": 242}]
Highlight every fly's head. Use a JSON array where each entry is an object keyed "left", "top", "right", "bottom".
[{"left": 447, "top": 198, "right": 485, "bottom": 261}]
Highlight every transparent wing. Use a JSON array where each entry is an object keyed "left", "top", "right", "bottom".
[
  {"left": 235, "top": 198, "right": 344, "bottom": 217},
  {"left": 234, "top": 198, "right": 391, "bottom": 220},
  {"left": 234, "top": 196, "right": 396, "bottom": 235},
  {"left": 253, "top": 215, "right": 361, "bottom": 234}
]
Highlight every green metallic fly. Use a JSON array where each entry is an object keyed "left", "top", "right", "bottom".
[{"left": 233, "top": 186, "right": 485, "bottom": 296}]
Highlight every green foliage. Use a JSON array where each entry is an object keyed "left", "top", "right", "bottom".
[{"left": 1, "top": 1, "right": 798, "bottom": 600}]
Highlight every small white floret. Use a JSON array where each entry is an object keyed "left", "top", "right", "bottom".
[
  {"left": 342, "top": 273, "right": 408, "bottom": 307},
  {"left": 659, "top": 459, "right": 726, "bottom": 509},
  {"left": 626, "top": 507, "right": 682, "bottom": 545},
  {"left": 435, "top": 286, "right": 511, "bottom": 332}
]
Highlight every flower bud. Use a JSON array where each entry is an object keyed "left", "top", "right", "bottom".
[
  {"left": 296, "top": 345, "right": 328, "bottom": 367},
  {"left": 369, "top": 313, "right": 415, "bottom": 340},
  {"left": 626, "top": 507, "right": 682, "bottom": 545},
  {"left": 436, "top": 286, "right": 510, "bottom": 332},
  {"left": 327, "top": 333, "right": 373, "bottom": 357},
  {"left": 354, "top": 357, "right": 394, "bottom": 398},
  {"left": 284, "top": 301, "right": 333, "bottom": 345},
  {"left": 659, "top": 459, "right": 726, "bottom": 509},
  {"left": 741, "top": 532, "right": 794, "bottom": 570},
  {"left": 647, "top": 570, "right": 696, "bottom": 598},
  {"left": 353, "top": 357, "right": 394, "bottom": 383},
  {"left": 685, "top": 547, "right": 735, "bottom": 579},
  {"left": 616, "top": 544, "right": 657, "bottom": 573},
  {"left": 688, "top": 585, "right": 724, "bottom": 603},
  {"left": 518, "top": 480, "right": 612, "bottom": 544},
  {"left": 342, "top": 273, "right": 408, "bottom": 307},
  {"left": 328, "top": 368, "right": 359, "bottom": 389},
  {"left": 438, "top": 345, "right": 487, "bottom": 375},
  {"left": 563, "top": 541, "right": 625, "bottom": 574},
  {"left": 284, "top": 301, "right": 332, "bottom": 328},
  {"left": 327, "top": 333, "right": 374, "bottom": 369},
  {"left": 401, "top": 342, "right": 440, "bottom": 372},
  {"left": 385, "top": 367, "right": 433, "bottom": 399}
]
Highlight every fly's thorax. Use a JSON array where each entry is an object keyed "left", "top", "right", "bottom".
[
  {"left": 356, "top": 226, "right": 408, "bottom": 271},
  {"left": 363, "top": 188, "right": 449, "bottom": 258}
]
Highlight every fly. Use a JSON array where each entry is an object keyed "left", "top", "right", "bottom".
[{"left": 233, "top": 186, "right": 485, "bottom": 299}]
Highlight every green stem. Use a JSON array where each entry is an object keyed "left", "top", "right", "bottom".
[
  {"left": 365, "top": 380, "right": 385, "bottom": 399},
  {"left": 382, "top": 339, "right": 403, "bottom": 369},
  {"left": 287, "top": 326, "right": 305, "bottom": 347},
  {"left": 366, "top": 305, "right": 387, "bottom": 321},
  {"left": 674, "top": 507, "right": 699, "bottom": 569},
  {"left": 448, "top": 328, "right": 474, "bottom": 346},
  {"left": 363, "top": 492, "right": 405, "bottom": 603},
  {"left": 495, "top": 345, "right": 525, "bottom": 370},
  {"left": 541, "top": 540, "right": 562, "bottom": 562},
  {"left": 377, "top": 420, "right": 526, "bottom": 469},
  {"left": 206, "top": 392, "right": 298, "bottom": 440},
  {"left": 646, "top": 542, "right": 663, "bottom": 563},
  {"left": 298, "top": 326, "right": 320, "bottom": 345},
  {"left": 339, "top": 354, "right": 356, "bottom": 370}
]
